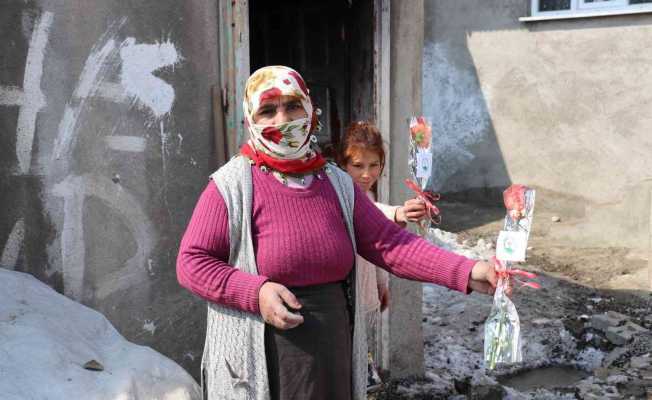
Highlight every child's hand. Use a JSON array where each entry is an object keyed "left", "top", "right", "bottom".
[{"left": 396, "top": 198, "right": 427, "bottom": 224}]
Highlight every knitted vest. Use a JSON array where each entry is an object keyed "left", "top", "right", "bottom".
[{"left": 201, "top": 156, "right": 366, "bottom": 400}]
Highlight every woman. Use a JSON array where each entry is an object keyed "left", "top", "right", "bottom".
[{"left": 177, "top": 65, "right": 499, "bottom": 400}]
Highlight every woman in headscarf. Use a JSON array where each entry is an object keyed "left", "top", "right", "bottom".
[{"left": 177, "top": 65, "right": 500, "bottom": 400}]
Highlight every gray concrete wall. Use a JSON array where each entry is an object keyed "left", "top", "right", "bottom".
[
  {"left": 424, "top": 0, "right": 652, "bottom": 249},
  {"left": 0, "top": 0, "right": 220, "bottom": 378},
  {"left": 387, "top": 0, "right": 426, "bottom": 379}
]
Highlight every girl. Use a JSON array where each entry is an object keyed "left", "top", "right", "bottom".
[{"left": 338, "top": 121, "right": 429, "bottom": 389}]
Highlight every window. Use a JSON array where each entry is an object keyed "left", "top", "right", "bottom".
[
  {"left": 580, "top": 0, "right": 627, "bottom": 10},
  {"left": 532, "top": 0, "right": 652, "bottom": 17}
]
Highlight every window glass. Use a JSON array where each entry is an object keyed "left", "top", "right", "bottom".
[{"left": 539, "top": 0, "right": 571, "bottom": 11}]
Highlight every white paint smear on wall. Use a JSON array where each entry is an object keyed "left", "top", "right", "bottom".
[
  {"left": 142, "top": 320, "right": 157, "bottom": 335},
  {"left": 104, "top": 135, "right": 146, "bottom": 152},
  {"left": 0, "top": 86, "right": 25, "bottom": 106},
  {"left": 52, "top": 177, "right": 86, "bottom": 300},
  {"left": 44, "top": 21, "right": 181, "bottom": 304},
  {"left": 15, "top": 11, "right": 53, "bottom": 175},
  {"left": 120, "top": 38, "right": 181, "bottom": 118},
  {"left": 160, "top": 121, "right": 170, "bottom": 173},
  {"left": 52, "top": 18, "right": 126, "bottom": 161},
  {"left": 422, "top": 42, "right": 491, "bottom": 191},
  {"left": 52, "top": 173, "right": 154, "bottom": 301},
  {"left": 96, "top": 82, "right": 128, "bottom": 103},
  {"left": 1, "top": 219, "right": 25, "bottom": 269},
  {"left": 176, "top": 133, "right": 183, "bottom": 154}
]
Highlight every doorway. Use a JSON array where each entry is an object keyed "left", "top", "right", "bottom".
[
  {"left": 237, "top": 0, "right": 391, "bottom": 372},
  {"left": 249, "top": 0, "right": 376, "bottom": 160}
]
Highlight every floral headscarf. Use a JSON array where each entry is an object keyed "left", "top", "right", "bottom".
[{"left": 240, "top": 66, "right": 325, "bottom": 174}]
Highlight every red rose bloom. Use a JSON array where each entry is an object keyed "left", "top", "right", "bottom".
[
  {"left": 410, "top": 117, "right": 432, "bottom": 149},
  {"left": 503, "top": 184, "right": 529, "bottom": 220},
  {"left": 261, "top": 126, "right": 283, "bottom": 144},
  {"left": 259, "top": 87, "right": 282, "bottom": 103}
]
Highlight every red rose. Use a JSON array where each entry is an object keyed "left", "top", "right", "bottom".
[
  {"left": 503, "top": 184, "right": 529, "bottom": 219},
  {"left": 259, "top": 87, "right": 282, "bottom": 103},
  {"left": 261, "top": 126, "right": 283, "bottom": 144},
  {"left": 410, "top": 117, "right": 432, "bottom": 148},
  {"left": 288, "top": 71, "right": 308, "bottom": 96}
]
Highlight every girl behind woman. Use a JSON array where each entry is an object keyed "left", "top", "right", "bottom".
[{"left": 338, "top": 121, "right": 428, "bottom": 388}]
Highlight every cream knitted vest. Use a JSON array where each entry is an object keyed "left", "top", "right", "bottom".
[{"left": 202, "top": 156, "right": 366, "bottom": 400}]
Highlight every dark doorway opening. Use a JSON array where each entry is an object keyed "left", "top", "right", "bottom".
[{"left": 249, "top": 0, "right": 375, "bottom": 160}]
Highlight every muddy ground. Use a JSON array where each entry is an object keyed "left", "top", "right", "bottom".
[{"left": 375, "top": 196, "right": 652, "bottom": 399}]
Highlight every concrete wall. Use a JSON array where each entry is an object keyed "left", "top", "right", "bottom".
[
  {"left": 424, "top": 0, "right": 652, "bottom": 249},
  {"left": 0, "top": 0, "right": 220, "bottom": 378},
  {"left": 387, "top": 0, "right": 426, "bottom": 379}
]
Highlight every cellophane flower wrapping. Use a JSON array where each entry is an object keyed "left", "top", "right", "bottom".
[
  {"left": 483, "top": 186, "right": 536, "bottom": 370},
  {"left": 408, "top": 116, "right": 434, "bottom": 233},
  {"left": 483, "top": 270, "right": 522, "bottom": 370}
]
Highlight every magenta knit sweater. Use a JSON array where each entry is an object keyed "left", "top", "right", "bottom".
[{"left": 177, "top": 167, "right": 476, "bottom": 314}]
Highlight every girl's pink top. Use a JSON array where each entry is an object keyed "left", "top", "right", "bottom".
[{"left": 177, "top": 167, "right": 476, "bottom": 314}]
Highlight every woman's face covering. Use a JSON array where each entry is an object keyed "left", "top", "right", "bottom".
[{"left": 253, "top": 95, "right": 307, "bottom": 125}]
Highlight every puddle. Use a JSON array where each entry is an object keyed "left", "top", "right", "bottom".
[{"left": 497, "top": 366, "right": 590, "bottom": 392}]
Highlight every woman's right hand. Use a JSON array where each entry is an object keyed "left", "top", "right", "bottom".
[{"left": 258, "top": 282, "right": 304, "bottom": 330}]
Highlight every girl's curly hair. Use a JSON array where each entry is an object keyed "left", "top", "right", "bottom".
[{"left": 337, "top": 121, "right": 386, "bottom": 172}]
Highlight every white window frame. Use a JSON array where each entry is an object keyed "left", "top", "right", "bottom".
[
  {"left": 528, "top": 0, "right": 652, "bottom": 19},
  {"left": 579, "top": 0, "right": 627, "bottom": 10}
]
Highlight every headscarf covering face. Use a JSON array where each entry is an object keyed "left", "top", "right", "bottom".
[{"left": 243, "top": 66, "right": 315, "bottom": 161}]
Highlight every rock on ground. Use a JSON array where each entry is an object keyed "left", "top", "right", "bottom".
[{"left": 0, "top": 269, "right": 201, "bottom": 400}]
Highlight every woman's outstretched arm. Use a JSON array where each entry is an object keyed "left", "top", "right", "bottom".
[{"left": 353, "top": 184, "right": 496, "bottom": 294}]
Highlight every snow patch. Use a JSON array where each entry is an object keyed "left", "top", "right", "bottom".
[
  {"left": 0, "top": 269, "right": 200, "bottom": 400},
  {"left": 576, "top": 347, "right": 605, "bottom": 371}
]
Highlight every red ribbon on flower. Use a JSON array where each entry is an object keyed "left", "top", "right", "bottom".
[
  {"left": 492, "top": 257, "right": 541, "bottom": 290},
  {"left": 404, "top": 179, "right": 442, "bottom": 225}
]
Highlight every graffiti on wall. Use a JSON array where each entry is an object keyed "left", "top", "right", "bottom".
[
  {"left": 0, "top": 11, "right": 53, "bottom": 175},
  {"left": 52, "top": 174, "right": 155, "bottom": 301},
  {"left": 0, "top": 219, "right": 24, "bottom": 268},
  {"left": 0, "top": 9, "right": 182, "bottom": 307},
  {"left": 0, "top": 12, "right": 53, "bottom": 269}
]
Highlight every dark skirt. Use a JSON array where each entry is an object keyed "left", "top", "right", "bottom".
[{"left": 265, "top": 282, "right": 352, "bottom": 400}]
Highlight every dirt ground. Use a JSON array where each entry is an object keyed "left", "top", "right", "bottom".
[{"left": 375, "top": 196, "right": 652, "bottom": 399}]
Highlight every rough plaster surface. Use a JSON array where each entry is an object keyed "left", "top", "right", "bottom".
[
  {"left": 0, "top": 1, "right": 219, "bottom": 379},
  {"left": 424, "top": 0, "right": 652, "bottom": 248},
  {"left": 422, "top": 41, "right": 493, "bottom": 192}
]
